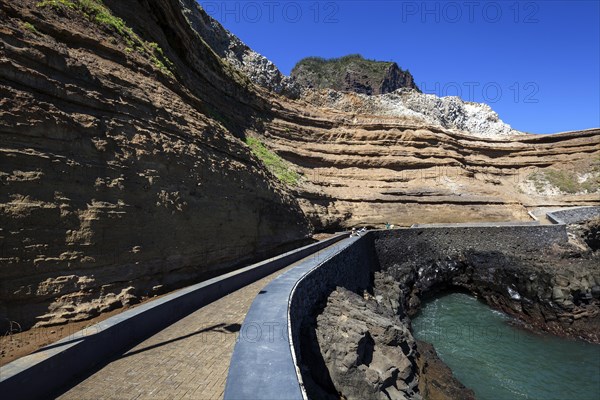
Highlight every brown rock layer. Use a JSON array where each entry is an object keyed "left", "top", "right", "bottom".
[
  {"left": 0, "top": 0, "right": 598, "bottom": 329},
  {"left": 0, "top": 0, "right": 310, "bottom": 328},
  {"left": 262, "top": 106, "right": 599, "bottom": 229}
]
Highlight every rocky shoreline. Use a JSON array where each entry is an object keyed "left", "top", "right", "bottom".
[{"left": 300, "top": 219, "right": 600, "bottom": 399}]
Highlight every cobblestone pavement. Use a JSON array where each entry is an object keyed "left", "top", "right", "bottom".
[{"left": 59, "top": 261, "right": 302, "bottom": 400}]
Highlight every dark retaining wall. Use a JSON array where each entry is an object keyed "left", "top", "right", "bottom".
[
  {"left": 372, "top": 224, "right": 567, "bottom": 270},
  {"left": 547, "top": 206, "right": 600, "bottom": 225},
  {"left": 224, "top": 235, "right": 375, "bottom": 400},
  {"left": 289, "top": 234, "right": 376, "bottom": 377}
]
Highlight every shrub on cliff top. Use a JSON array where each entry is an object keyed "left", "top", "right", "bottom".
[
  {"left": 293, "top": 54, "right": 396, "bottom": 79},
  {"left": 291, "top": 54, "right": 415, "bottom": 93}
]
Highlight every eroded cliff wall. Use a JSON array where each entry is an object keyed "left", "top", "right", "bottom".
[
  {"left": 262, "top": 102, "right": 599, "bottom": 230},
  {"left": 0, "top": 0, "right": 598, "bottom": 329},
  {"left": 0, "top": 0, "right": 310, "bottom": 328}
]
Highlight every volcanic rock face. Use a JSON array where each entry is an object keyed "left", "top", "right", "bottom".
[
  {"left": 291, "top": 55, "right": 420, "bottom": 95},
  {"left": 415, "top": 340, "right": 476, "bottom": 400},
  {"left": 373, "top": 225, "right": 600, "bottom": 343},
  {"left": 303, "top": 222, "right": 599, "bottom": 399},
  {"left": 178, "top": 0, "right": 301, "bottom": 98},
  {"left": 301, "top": 287, "right": 422, "bottom": 400},
  {"left": 1, "top": 0, "right": 599, "bottom": 330},
  {"left": 0, "top": 0, "right": 310, "bottom": 328},
  {"left": 303, "top": 88, "right": 523, "bottom": 138}
]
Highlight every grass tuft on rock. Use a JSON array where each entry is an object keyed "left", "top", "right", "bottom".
[
  {"left": 21, "top": 22, "right": 39, "bottom": 34},
  {"left": 245, "top": 137, "right": 300, "bottom": 187}
]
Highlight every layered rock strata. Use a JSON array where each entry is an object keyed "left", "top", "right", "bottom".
[
  {"left": 0, "top": 0, "right": 310, "bottom": 329},
  {"left": 1, "top": 0, "right": 599, "bottom": 331},
  {"left": 263, "top": 109, "right": 599, "bottom": 230}
]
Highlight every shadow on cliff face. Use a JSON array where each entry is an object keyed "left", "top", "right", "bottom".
[
  {"left": 104, "top": 0, "right": 276, "bottom": 140},
  {"left": 0, "top": 0, "right": 311, "bottom": 331}
]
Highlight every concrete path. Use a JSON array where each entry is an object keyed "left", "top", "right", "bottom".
[
  {"left": 528, "top": 207, "right": 566, "bottom": 224},
  {"left": 58, "top": 259, "right": 304, "bottom": 400}
]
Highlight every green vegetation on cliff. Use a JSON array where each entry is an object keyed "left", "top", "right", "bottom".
[
  {"left": 245, "top": 137, "right": 300, "bottom": 186},
  {"left": 291, "top": 54, "right": 418, "bottom": 94},
  {"left": 37, "top": 0, "right": 175, "bottom": 76},
  {"left": 293, "top": 54, "right": 393, "bottom": 86},
  {"left": 528, "top": 168, "right": 600, "bottom": 194},
  {"left": 21, "top": 21, "right": 39, "bottom": 34}
]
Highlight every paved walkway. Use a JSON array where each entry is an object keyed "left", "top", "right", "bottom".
[
  {"left": 528, "top": 206, "right": 588, "bottom": 225},
  {"left": 59, "top": 260, "right": 303, "bottom": 400}
]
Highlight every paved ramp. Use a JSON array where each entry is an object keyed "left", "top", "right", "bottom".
[{"left": 58, "top": 260, "right": 304, "bottom": 400}]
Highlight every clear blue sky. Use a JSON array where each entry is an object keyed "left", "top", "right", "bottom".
[{"left": 199, "top": 0, "right": 600, "bottom": 134}]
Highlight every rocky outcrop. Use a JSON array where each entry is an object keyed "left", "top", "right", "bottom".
[
  {"left": 291, "top": 55, "right": 420, "bottom": 95},
  {"left": 178, "top": 0, "right": 301, "bottom": 98},
  {"left": 582, "top": 217, "right": 600, "bottom": 250},
  {"left": 303, "top": 88, "right": 523, "bottom": 138},
  {"left": 374, "top": 224, "right": 600, "bottom": 343},
  {"left": 415, "top": 341, "right": 476, "bottom": 400},
  {"left": 302, "top": 221, "right": 599, "bottom": 399},
  {"left": 0, "top": 0, "right": 310, "bottom": 329},
  {"left": 301, "top": 271, "right": 479, "bottom": 400},
  {"left": 301, "top": 287, "right": 421, "bottom": 400}
]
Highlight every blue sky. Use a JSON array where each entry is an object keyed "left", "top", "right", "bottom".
[{"left": 199, "top": 1, "right": 600, "bottom": 134}]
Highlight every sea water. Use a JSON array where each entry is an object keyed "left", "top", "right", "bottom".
[{"left": 412, "top": 292, "right": 600, "bottom": 400}]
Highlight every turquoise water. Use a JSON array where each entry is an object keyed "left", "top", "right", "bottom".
[{"left": 412, "top": 292, "right": 600, "bottom": 400}]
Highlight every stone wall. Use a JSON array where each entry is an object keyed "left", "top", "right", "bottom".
[
  {"left": 372, "top": 224, "right": 567, "bottom": 271},
  {"left": 547, "top": 206, "right": 600, "bottom": 225},
  {"left": 289, "top": 235, "right": 375, "bottom": 367}
]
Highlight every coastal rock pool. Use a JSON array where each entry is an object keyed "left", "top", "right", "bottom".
[{"left": 412, "top": 292, "right": 600, "bottom": 400}]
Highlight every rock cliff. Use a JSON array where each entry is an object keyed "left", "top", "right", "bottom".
[
  {"left": 0, "top": 0, "right": 310, "bottom": 328},
  {"left": 291, "top": 54, "right": 420, "bottom": 95},
  {"left": 302, "top": 88, "right": 523, "bottom": 138},
  {"left": 0, "top": 0, "right": 599, "bottom": 330},
  {"left": 262, "top": 109, "right": 599, "bottom": 230},
  {"left": 177, "top": 0, "right": 301, "bottom": 98}
]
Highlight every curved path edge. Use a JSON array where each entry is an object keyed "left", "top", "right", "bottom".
[
  {"left": 0, "top": 234, "right": 347, "bottom": 400},
  {"left": 224, "top": 234, "right": 375, "bottom": 400}
]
